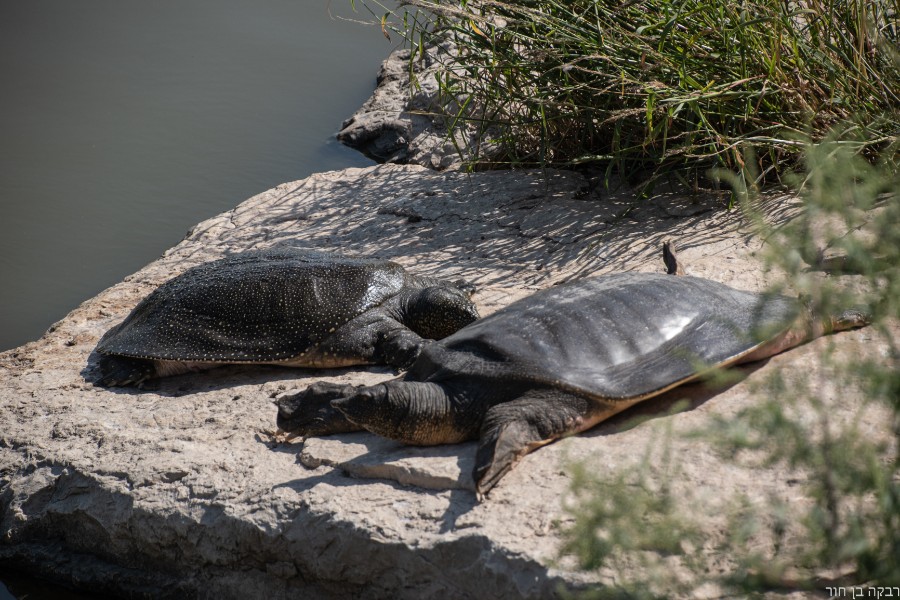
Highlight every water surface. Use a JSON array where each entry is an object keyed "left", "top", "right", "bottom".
[{"left": 0, "top": 0, "right": 397, "bottom": 351}]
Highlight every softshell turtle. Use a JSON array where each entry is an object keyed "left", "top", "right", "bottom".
[
  {"left": 94, "top": 247, "right": 479, "bottom": 387},
  {"left": 276, "top": 267, "right": 868, "bottom": 496}
]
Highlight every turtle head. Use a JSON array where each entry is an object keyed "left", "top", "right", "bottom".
[
  {"left": 402, "top": 285, "right": 480, "bottom": 340},
  {"left": 830, "top": 306, "right": 872, "bottom": 333},
  {"left": 797, "top": 295, "right": 872, "bottom": 335},
  {"left": 332, "top": 381, "right": 472, "bottom": 445},
  {"left": 275, "top": 392, "right": 330, "bottom": 437},
  {"left": 275, "top": 383, "right": 363, "bottom": 437}
]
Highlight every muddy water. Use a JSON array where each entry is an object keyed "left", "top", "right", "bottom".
[{"left": 0, "top": 0, "right": 397, "bottom": 351}]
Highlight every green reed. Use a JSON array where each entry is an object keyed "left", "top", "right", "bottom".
[{"left": 360, "top": 0, "right": 899, "bottom": 181}]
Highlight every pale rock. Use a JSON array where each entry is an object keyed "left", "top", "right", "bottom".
[
  {"left": 0, "top": 164, "right": 893, "bottom": 598},
  {"left": 337, "top": 43, "right": 500, "bottom": 170}
]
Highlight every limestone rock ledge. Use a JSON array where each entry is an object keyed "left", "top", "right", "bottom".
[
  {"left": 0, "top": 164, "right": 892, "bottom": 598},
  {"left": 337, "top": 43, "right": 499, "bottom": 170}
]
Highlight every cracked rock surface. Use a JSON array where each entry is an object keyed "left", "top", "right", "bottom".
[{"left": 0, "top": 164, "right": 893, "bottom": 598}]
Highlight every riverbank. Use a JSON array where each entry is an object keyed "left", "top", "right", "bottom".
[{"left": 1, "top": 43, "right": 895, "bottom": 599}]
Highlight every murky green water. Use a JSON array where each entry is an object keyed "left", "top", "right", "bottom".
[{"left": 0, "top": 0, "right": 396, "bottom": 352}]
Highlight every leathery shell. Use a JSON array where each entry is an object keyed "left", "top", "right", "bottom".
[
  {"left": 410, "top": 272, "right": 798, "bottom": 401},
  {"left": 97, "top": 248, "right": 409, "bottom": 363}
]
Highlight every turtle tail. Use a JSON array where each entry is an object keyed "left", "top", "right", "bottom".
[
  {"left": 662, "top": 240, "right": 685, "bottom": 275},
  {"left": 95, "top": 355, "right": 156, "bottom": 387}
]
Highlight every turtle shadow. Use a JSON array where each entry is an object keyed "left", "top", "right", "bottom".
[
  {"left": 582, "top": 360, "right": 768, "bottom": 439},
  {"left": 265, "top": 429, "right": 480, "bottom": 522},
  {"left": 282, "top": 431, "right": 476, "bottom": 485},
  {"left": 80, "top": 349, "right": 397, "bottom": 398},
  {"left": 271, "top": 435, "right": 480, "bottom": 515}
]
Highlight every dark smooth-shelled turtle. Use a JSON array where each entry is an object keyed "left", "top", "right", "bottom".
[
  {"left": 93, "top": 247, "right": 479, "bottom": 387},
  {"left": 277, "top": 262, "right": 868, "bottom": 495}
]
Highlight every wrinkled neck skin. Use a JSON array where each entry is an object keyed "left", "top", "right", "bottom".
[
  {"left": 384, "top": 288, "right": 419, "bottom": 325},
  {"left": 791, "top": 299, "right": 865, "bottom": 343},
  {"left": 336, "top": 378, "right": 489, "bottom": 446},
  {"left": 385, "top": 287, "right": 451, "bottom": 340},
  {"left": 388, "top": 380, "right": 484, "bottom": 445},
  {"left": 799, "top": 297, "right": 870, "bottom": 337},
  {"left": 740, "top": 299, "right": 868, "bottom": 364},
  {"left": 381, "top": 284, "right": 435, "bottom": 325},
  {"left": 383, "top": 274, "right": 478, "bottom": 341},
  {"left": 380, "top": 290, "right": 425, "bottom": 339}
]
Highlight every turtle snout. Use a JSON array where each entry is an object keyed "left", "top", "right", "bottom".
[
  {"left": 275, "top": 384, "right": 339, "bottom": 433},
  {"left": 451, "top": 279, "right": 477, "bottom": 296},
  {"left": 275, "top": 394, "right": 305, "bottom": 430}
]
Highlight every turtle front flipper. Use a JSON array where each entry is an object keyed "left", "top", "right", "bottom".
[
  {"left": 372, "top": 328, "right": 429, "bottom": 370},
  {"left": 475, "top": 390, "right": 599, "bottom": 496},
  {"left": 276, "top": 382, "right": 365, "bottom": 437},
  {"left": 314, "top": 311, "right": 426, "bottom": 370},
  {"left": 95, "top": 355, "right": 156, "bottom": 387}
]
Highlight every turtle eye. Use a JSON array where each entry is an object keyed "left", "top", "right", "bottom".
[{"left": 451, "top": 279, "right": 478, "bottom": 296}]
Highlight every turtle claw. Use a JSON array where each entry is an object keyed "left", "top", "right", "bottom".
[
  {"left": 259, "top": 427, "right": 302, "bottom": 445},
  {"left": 474, "top": 420, "right": 531, "bottom": 496},
  {"left": 474, "top": 391, "right": 588, "bottom": 495},
  {"left": 273, "top": 427, "right": 302, "bottom": 443},
  {"left": 330, "top": 381, "right": 473, "bottom": 446}
]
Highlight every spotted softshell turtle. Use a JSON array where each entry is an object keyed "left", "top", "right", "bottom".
[
  {"left": 276, "top": 270, "right": 868, "bottom": 495},
  {"left": 93, "top": 247, "right": 479, "bottom": 387}
]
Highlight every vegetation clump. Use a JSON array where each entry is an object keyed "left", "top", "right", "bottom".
[
  {"left": 558, "top": 138, "right": 900, "bottom": 596},
  {"left": 361, "top": 0, "right": 898, "bottom": 181}
]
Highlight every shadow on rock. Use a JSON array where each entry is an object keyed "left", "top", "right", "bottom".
[
  {"left": 81, "top": 349, "right": 397, "bottom": 398},
  {"left": 585, "top": 360, "right": 769, "bottom": 439}
]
